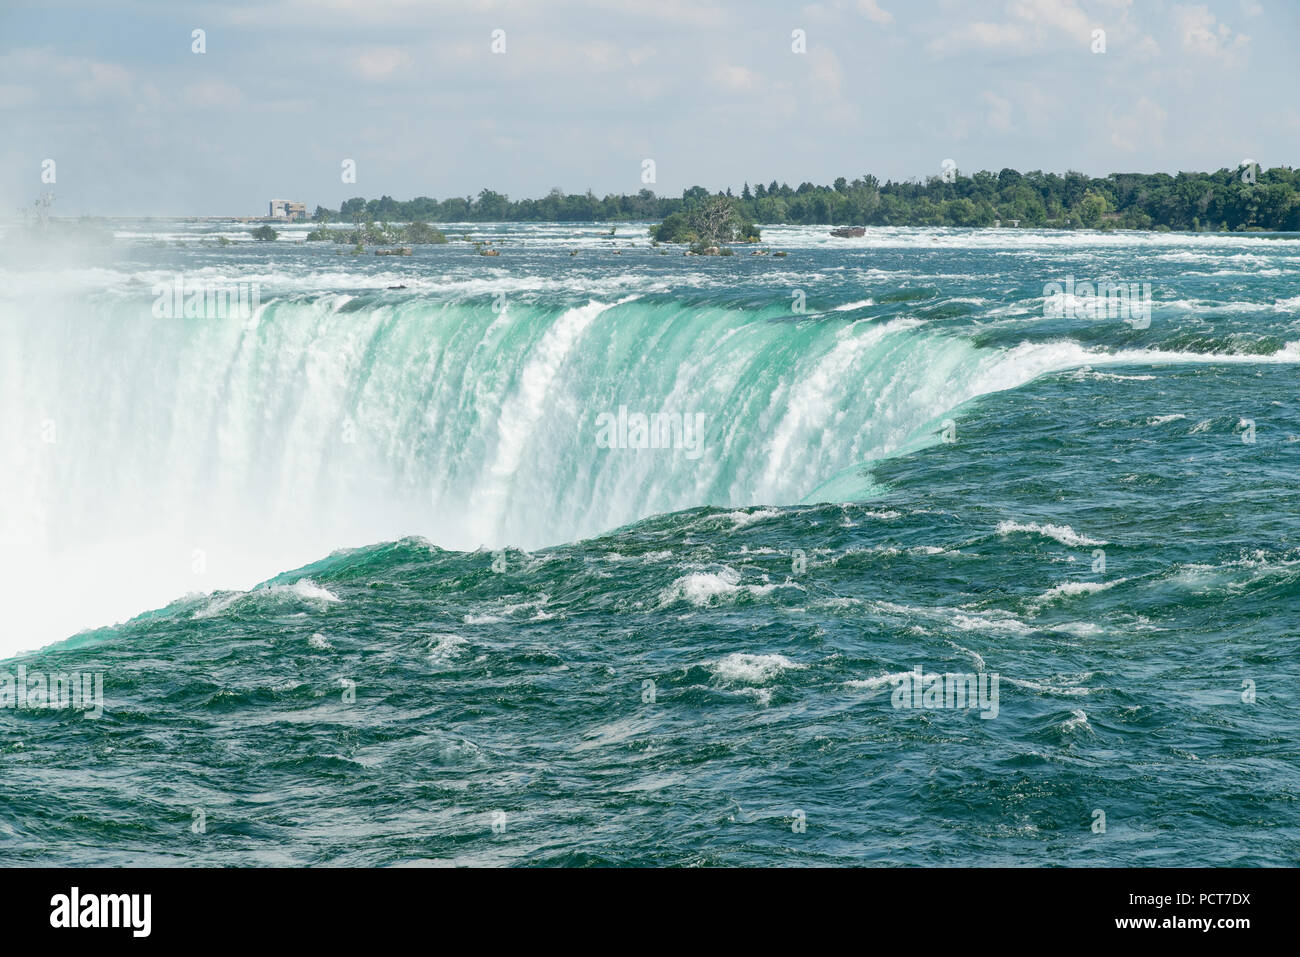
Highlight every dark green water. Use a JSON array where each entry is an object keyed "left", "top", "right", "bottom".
[{"left": 1, "top": 223, "right": 1297, "bottom": 864}]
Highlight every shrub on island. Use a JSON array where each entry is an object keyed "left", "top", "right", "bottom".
[{"left": 306, "top": 221, "right": 447, "bottom": 246}]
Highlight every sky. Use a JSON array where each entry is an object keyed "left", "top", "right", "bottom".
[{"left": 0, "top": 0, "right": 1296, "bottom": 216}]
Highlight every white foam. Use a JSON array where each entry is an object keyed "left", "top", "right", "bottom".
[
  {"left": 1052, "top": 621, "right": 1105, "bottom": 637},
  {"left": 844, "top": 672, "right": 907, "bottom": 692},
  {"left": 427, "top": 632, "right": 467, "bottom": 666},
  {"left": 1067, "top": 367, "right": 1156, "bottom": 382},
  {"left": 659, "top": 568, "right": 742, "bottom": 606},
  {"left": 720, "top": 507, "right": 783, "bottom": 528},
  {"left": 996, "top": 521, "right": 1106, "bottom": 548},
  {"left": 712, "top": 652, "right": 803, "bottom": 685},
  {"left": 193, "top": 578, "right": 341, "bottom": 619},
  {"left": 844, "top": 669, "right": 978, "bottom": 693},
  {"left": 1002, "top": 675, "right": 1093, "bottom": 696},
  {"left": 462, "top": 596, "right": 553, "bottom": 624},
  {"left": 1061, "top": 709, "right": 1091, "bottom": 731},
  {"left": 1027, "top": 578, "right": 1123, "bottom": 610},
  {"left": 284, "top": 579, "right": 342, "bottom": 603},
  {"left": 950, "top": 612, "right": 1036, "bottom": 635}
]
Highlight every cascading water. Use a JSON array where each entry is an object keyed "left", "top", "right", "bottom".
[{"left": 0, "top": 281, "right": 979, "bottom": 649}]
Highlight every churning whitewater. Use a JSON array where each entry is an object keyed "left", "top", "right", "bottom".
[{"left": 1, "top": 221, "right": 1298, "bottom": 865}]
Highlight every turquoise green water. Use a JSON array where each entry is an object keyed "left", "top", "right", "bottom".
[{"left": 1, "top": 223, "right": 1297, "bottom": 864}]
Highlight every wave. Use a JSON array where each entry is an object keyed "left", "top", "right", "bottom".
[
  {"left": 1025, "top": 578, "right": 1125, "bottom": 611},
  {"left": 711, "top": 652, "right": 804, "bottom": 685},
  {"left": 995, "top": 521, "right": 1107, "bottom": 548},
  {"left": 657, "top": 566, "right": 795, "bottom": 607},
  {"left": 193, "top": 578, "right": 342, "bottom": 619}
]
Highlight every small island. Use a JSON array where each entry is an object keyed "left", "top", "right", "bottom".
[
  {"left": 305, "top": 218, "right": 448, "bottom": 248},
  {"left": 649, "top": 194, "right": 761, "bottom": 253}
]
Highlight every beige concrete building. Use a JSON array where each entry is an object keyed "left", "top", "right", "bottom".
[{"left": 268, "top": 199, "right": 308, "bottom": 221}]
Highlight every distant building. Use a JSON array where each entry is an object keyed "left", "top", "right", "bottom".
[{"left": 268, "top": 199, "right": 308, "bottom": 221}]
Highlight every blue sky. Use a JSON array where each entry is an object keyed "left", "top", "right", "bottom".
[{"left": 1, "top": 0, "right": 1295, "bottom": 215}]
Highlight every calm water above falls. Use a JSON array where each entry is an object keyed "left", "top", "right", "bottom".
[{"left": 1, "top": 223, "right": 1297, "bottom": 865}]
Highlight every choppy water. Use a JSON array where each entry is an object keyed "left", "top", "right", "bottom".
[{"left": 1, "top": 222, "right": 1297, "bottom": 865}]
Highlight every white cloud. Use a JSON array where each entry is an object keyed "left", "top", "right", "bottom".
[
  {"left": 857, "top": 0, "right": 894, "bottom": 25},
  {"left": 711, "top": 64, "right": 763, "bottom": 93},
  {"left": 801, "top": 0, "right": 893, "bottom": 26},
  {"left": 580, "top": 0, "right": 730, "bottom": 28},
  {"left": 926, "top": 0, "right": 1159, "bottom": 57},
  {"left": 809, "top": 48, "right": 846, "bottom": 97},
  {"left": 581, "top": 41, "right": 624, "bottom": 71},
  {"left": 0, "top": 48, "right": 137, "bottom": 103},
  {"left": 982, "top": 91, "right": 1013, "bottom": 131},
  {"left": 182, "top": 80, "right": 244, "bottom": 109},
  {"left": 0, "top": 84, "right": 38, "bottom": 108},
  {"left": 1007, "top": 0, "right": 1092, "bottom": 37},
  {"left": 927, "top": 21, "right": 1030, "bottom": 56},
  {"left": 1172, "top": 4, "right": 1250, "bottom": 63},
  {"left": 1109, "top": 96, "right": 1166, "bottom": 151},
  {"left": 627, "top": 45, "right": 656, "bottom": 67},
  {"left": 351, "top": 47, "right": 413, "bottom": 80},
  {"left": 73, "top": 61, "right": 133, "bottom": 101}
]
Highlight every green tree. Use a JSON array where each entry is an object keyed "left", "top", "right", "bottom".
[
  {"left": 1075, "top": 189, "right": 1112, "bottom": 228},
  {"left": 402, "top": 221, "right": 448, "bottom": 243}
]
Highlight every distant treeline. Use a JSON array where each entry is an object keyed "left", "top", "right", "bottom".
[{"left": 314, "top": 166, "right": 1300, "bottom": 232}]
